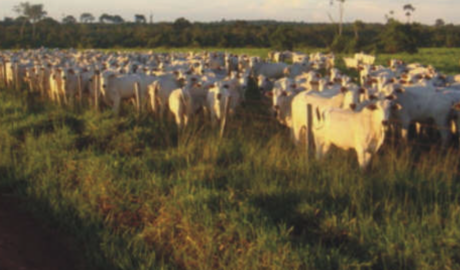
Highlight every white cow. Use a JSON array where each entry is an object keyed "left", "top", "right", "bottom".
[
  {"left": 265, "top": 78, "right": 302, "bottom": 127},
  {"left": 313, "top": 99, "right": 400, "bottom": 168},
  {"left": 284, "top": 63, "right": 311, "bottom": 78},
  {"left": 100, "top": 70, "right": 142, "bottom": 114},
  {"left": 50, "top": 67, "right": 65, "bottom": 104},
  {"left": 148, "top": 74, "right": 181, "bottom": 117},
  {"left": 252, "top": 62, "right": 288, "bottom": 80},
  {"left": 290, "top": 86, "right": 357, "bottom": 145},
  {"left": 206, "top": 81, "right": 242, "bottom": 126},
  {"left": 168, "top": 87, "right": 193, "bottom": 129},
  {"left": 394, "top": 86, "right": 460, "bottom": 145}
]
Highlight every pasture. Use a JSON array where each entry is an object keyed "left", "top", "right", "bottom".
[{"left": 1, "top": 48, "right": 460, "bottom": 270}]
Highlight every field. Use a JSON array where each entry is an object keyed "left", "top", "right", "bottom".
[{"left": 1, "top": 48, "right": 460, "bottom": 270}]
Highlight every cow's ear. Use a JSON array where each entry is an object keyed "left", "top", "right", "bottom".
[
  {"left": 366, "top": 104, "right": 378, "bottom": 111},
  {"left": 385, "top": 94, "right": 396, "bottom": 100},
  {"left": 369, "top": 94, "right": 378, "bottom": 100},
  {"left": 349, "top": 103, "right": 357, "bottom": 110},
  {"left": 217, "top": 93, "right": 222, "bottom": 100},
  {"left": 395, "top": 87, "right": 405, "bottom": 93},
  {"left": 265, "top": 91, "right": 273, "bottom": 97},
  {"left": 452, "top": 102, "right": 460, "bottom": 111}
]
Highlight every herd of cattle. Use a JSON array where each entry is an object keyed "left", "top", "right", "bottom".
[{"left": 1, "top": 48, "right": 460, "bottom": 168}]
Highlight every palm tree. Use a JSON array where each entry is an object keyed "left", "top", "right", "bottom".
[
  {"left": 328, "top": 0, "right": 346, "bottom": 36},
  {"left": 403, "top": 4, "right": 416, "bottom": 23}
]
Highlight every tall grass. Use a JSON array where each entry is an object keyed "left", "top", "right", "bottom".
[{"left": 1, "top": 48, "right": 460, "bottom": 270}]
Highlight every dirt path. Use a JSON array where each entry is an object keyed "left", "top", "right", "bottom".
[{"left": 0, "top": 190, "right": 83, "bottom": 270}]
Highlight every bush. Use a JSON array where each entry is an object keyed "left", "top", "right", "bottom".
[
  {"left": 377, "top": 20, "right": 419, "bottom": 54},
  {"left": 269, "top": 25, "right": 294, "bottom": 51}
]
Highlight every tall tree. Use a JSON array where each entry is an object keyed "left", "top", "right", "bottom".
[
  {"left": 62, "top": 15, "right": 77, "bottom": 24},
  {"left": 13, "top": 2, "right": 47, "bottom": 39},
  {"left": 112, "top": 15, "right": 124, "bottom": 24},
  {"left": 435, "top": 18, "right": 445, "bottom": 27},
  {"left": 80, "top": 13, "right": 95, "bottom": 23},
  {"left": 385, "top": 10, "right": 395, "bottom": 23},
  {"left": 135, "top": 14, "right": 146, "bottom": 24},
  {"left": 13, "top": 2, "right": 30, "bottom": 39},
  {"left": 403, "top": 4, "right": 416, "bottom": 23},
  {"left": 328, "top": 0, "right": 346, "bottom": 36},
  {"left": 99, "top": 13, "right": 113, "bottom": 23}
]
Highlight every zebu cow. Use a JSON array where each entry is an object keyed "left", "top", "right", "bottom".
[
  {"left": 100, "top": 70, "right": 142, "bottom": 114},
  {"left": 313, "top": 99, "right": 400, "bottom": 169}
]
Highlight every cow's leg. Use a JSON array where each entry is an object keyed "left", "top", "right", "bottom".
[
  {"left": 360, "top": 152, "right": 373, "bottom": 169},
  {"left": 55, "top": 89, "right": 61, "bottom": 105},
  {"left": 356, "top": 149, "right": 367, "bottom": 169},
  {"left": 315, "top": 140, "right": 328, "bottom": 161},
  {"left": 210, "top": 111, "right": 218, "bottom": 127},
  {"left": 183, "top": 113, "right": 189, "bottom": 127},
  {"left": 432, "top": 116, "right": 451, "bottom": 147},
  {"left": 438, "top": 125, "right": 451, "bottom": 147},
  {"left": 415, "top": 122, "right": 422, "bottom": 138},
  {"left": 113, "top": 97, "right": 121, "bottom": 115},
  {"left": 63, "top": 90, "right": 68, "bottom": 105},
  {"left": 400, "top": 118, "right": 411, "bottom": 143},
  {"left": 174, "top": 113, "right": 182, "bottom": 129}
]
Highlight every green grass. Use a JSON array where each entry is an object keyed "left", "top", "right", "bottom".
[{"left": 1, "top": 48, "right": 460, "bottom": 270}]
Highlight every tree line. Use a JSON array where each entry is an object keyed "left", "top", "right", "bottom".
[{"left": 1, "top": 2, "right": 459, "bottom": 53}]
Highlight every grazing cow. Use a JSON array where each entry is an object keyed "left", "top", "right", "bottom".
[
  {"left": 252, "top": 62, "right": 288, "bottom": 80},
  {"left": 284, "top": 63, "right": 311, "bottom": 78},
  {"left": 394, "top": 86, "right": 460, "bottom": 145},
  {"left": 257, "top": 75, "right": 274, "bottom": 93},
  {"left": 343, "top": 57, "right": 360, "bottom": 70},
  {"left": 290, "top": 86, "right": 359, "bottom": 145},
  {"left": 265, "top": 78, "right": 301, "bottom": 127},
  {"left": 100, "top": 70, "right": 142, "bottom": 114},
  {"left": 207, "top": 81, "right": 242, "bottom": 126},
  {"left": 148, "top": 74, "right": 182, "bottom": 117},
  {"left": 60, "top": 68, "right": 80, "bottom": 105},
  {"left": 313, "top": 99, "right": 401, "bottom": 168},
  {"left": 168, "top": 87, "right": 193, "bottom": 129},
  {"left": 50, "top": 67, "right": 65, "bottom": 104}
]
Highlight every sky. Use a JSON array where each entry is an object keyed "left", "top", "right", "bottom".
[{"left": 1, "top": 0, "right": 458, "bottom": 25}]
